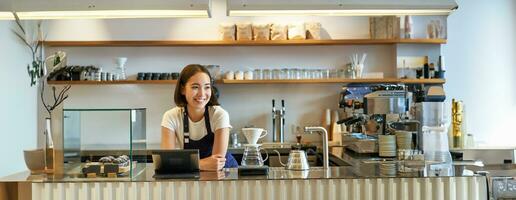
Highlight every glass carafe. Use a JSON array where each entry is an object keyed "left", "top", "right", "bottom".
[{"left": 241, "top": 144, "right": 268, "bottom": 167}]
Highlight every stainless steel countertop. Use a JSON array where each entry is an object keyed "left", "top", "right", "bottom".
[{"left": 1, "top": 162, "right": 495, "bottom": 183}]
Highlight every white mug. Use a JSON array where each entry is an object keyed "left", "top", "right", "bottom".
[
  {"left": 242, "top": 128, "right": 267, "bottom": 144},
  {"left": 225, "top": 71, "right": 235, "bottom": 80}
]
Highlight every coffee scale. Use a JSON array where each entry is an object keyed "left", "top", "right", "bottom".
[{"left": 238, "top": 128, "right": 270, "bottom": 175}]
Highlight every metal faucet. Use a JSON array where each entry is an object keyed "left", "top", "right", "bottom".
[
  {"left": 272, "top": 99, "right": 285, "bottom": 143},
  {"left": 304, "top": 126, "right": 329, "bottom": 169}
]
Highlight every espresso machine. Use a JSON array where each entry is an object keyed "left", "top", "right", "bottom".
[
  {"left": 338, "top": 84, "right": 411, "bottom": 153},
  {"left": 339, "top": 84, "right": 409, "bottom": 135}
]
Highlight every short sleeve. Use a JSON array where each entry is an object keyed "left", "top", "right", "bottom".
[
  {"left": 211, "top": 106, "right": 232, "bottom": 132},
  {"left": 161, "top": 108, "right": 179, "bottom": 132}
]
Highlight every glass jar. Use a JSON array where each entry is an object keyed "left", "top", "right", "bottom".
[
  {"left": 253, "top": 69, "right": 263, "bottom": 80},
  {"left": 244, "top": 70, "right": 253, "bottom": 80},
  {"left": 288, "top": 68, "right": 299, "bottom": 79},
  {"left": 280, "top": 68, "right": 289, "bottom": 79},
  {"left": 321, "top": 69, "right": 330, "bottom": 79},
  {"left": 330, "top": 68, "right": 338, "bottom": 79},
  {"left": 263, "top": 69, "right": 271, "bottom": 80},
  {"left": 272, "top": 69, "right": 281, "bottom": 79},
  {"left": 302, "top": 69, "right": 309, "bottom": 79},
  {"left": 311, "top": 69, "right": 320, "bottom": 79},
  {"left": 338, "top": 69, "right": 347, "bottom": 78}
]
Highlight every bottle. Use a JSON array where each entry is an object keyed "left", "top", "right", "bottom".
[
  {"left": 437, "top": 56, "right": 446, "bottom": 79},
  {"left": 423, "top": 63, "right": 430, "bottom": 79},
  {"left": 429, "top": 63, "right": 435, "bottom": 79},
  {"left": 404, "top": 15, "right": 413, "bottom": 39}
]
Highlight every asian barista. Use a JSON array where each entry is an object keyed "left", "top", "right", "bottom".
[{"left": 161, "top": 64, "right": 238, "bottom": 171}]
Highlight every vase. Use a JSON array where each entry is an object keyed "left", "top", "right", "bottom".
[{"left": 44, "top": 118, "right": 54, "bottom": 171}]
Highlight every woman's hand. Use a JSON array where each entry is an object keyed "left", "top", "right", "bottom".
[
  {"left": 200, "top": 155, "right": 226, "bottom": 171},
  {"left": 200, "top": 170, "right": 226, "bottom": 180}
]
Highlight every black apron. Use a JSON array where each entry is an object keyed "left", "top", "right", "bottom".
[{"left": 183, "top": 106, "right": 238, "bottom": 168}]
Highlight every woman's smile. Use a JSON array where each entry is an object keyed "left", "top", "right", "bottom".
[{"left": 183, "top": 73, "right": 212, "bottom": 109}]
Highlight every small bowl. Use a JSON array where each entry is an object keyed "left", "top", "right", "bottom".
[{"left": 23, "top": 149, "right": 45, "bottom": 172}]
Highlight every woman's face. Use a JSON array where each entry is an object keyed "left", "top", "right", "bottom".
[{"left": 181, "top": 72, "right": 212, "bottom": 109}]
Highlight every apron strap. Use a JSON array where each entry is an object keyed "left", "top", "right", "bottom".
[
  {"left": 183, "top": 107, "right": 190, "bottom": 144},
  {"left": 183, "top": 107, "right": 211, "bottom": 145}
]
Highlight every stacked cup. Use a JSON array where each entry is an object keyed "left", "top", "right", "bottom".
[
  {"left": 379, "top": 162, "right": 397, "bottom": 176},
  {"left": 395, "top": 131, "right": 413, "bottom": 150},
  {"left": 378, "top": 135, "right": 396, "bottom": 157}
]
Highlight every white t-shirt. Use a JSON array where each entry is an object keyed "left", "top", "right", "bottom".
[{"left": 161, "top": 106, "right": 232, "bottom": 149}]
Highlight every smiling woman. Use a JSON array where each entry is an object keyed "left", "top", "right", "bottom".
[{"left": 160, "top": 64, "right": 238, "bottom": 171}]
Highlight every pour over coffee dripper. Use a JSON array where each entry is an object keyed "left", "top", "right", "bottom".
[
  {"left": 115, "top": 57, "right": 128, "bottom": 80},
  {"left": 242, "top": 128, "right": 267, "bottom": 145}
]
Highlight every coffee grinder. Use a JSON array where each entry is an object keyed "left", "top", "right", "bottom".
[{"left": 412, "top": 85, "right": 446, "bottom": 150}]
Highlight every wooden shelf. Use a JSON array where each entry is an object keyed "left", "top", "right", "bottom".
[
  {"left": 48, "top": 79, "right": 444, "bottom": 85},
  {"left": 398, "top": 79, "right": 445, "bottom": 84},
  {"left": 47, "top": 80, "right": 178, "bottom": 85},
  {"left": 223, "top": 78, "right": 445, "bottom": 84},
  {"left": 43, "top": 39, "right": 446, "bottom": 47}
]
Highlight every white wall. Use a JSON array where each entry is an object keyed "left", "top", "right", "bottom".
[
  {"left": 443, "top": 0, "right": 516, "bottom": 147},
  {"left": 0, "top": 21, "right": 38, "bottom": 176},
  {"left": 38, "top": 0, "right": 516, "bottom": 149},
  {"left": 43, "top": 0, "right": 440, "bottom": 146}
]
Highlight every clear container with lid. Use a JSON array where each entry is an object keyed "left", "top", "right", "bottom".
[
  {"left": 263, "top": 69, "right": 271, "bottom": 80},
  {"left": 272, "top": 69, "right": 281, "bottom": 79},
  {"left": 422, "top": 126, "right": 453, "bottom": 176},
  {"left": 253, "top": 69, "right": 263, "bottom": 80},
  {"left": 280, "top": 68, "right": 289, "bottom": 79}
]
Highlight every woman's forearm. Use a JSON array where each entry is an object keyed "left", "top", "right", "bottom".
[
  {"left": 161, "top": 126, "right": 176, "bottom": 149},
  {"left": 211, "top": 128, "right": 230, "bottom": 156}
]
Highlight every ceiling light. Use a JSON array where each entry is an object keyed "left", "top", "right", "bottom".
[
  {"left": 229, "top": 9, "right": 453, "bottom": 17},
  {"left": 0, "top": 12, "right": 14, "bottom": 20},
  {"left": 227, "top": 0, "right": 458, "bottom": 16},
  {"left": 8, "top": 0, "right": 211, "bottom": 19},
  {"left": 15, "top": 10, "right": 209, "bottom": 20}
]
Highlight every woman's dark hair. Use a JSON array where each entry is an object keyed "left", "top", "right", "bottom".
[{"left": 174, "top": 64, "right": 220, "bottom": 107}]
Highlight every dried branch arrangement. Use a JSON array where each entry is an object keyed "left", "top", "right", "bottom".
[{"left": 12, "top": 12, "right": 71, "bottom": 117}]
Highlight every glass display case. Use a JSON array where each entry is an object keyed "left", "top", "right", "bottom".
[{"left": 63, "top": 108, "right": 147, "bottom": 179}]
